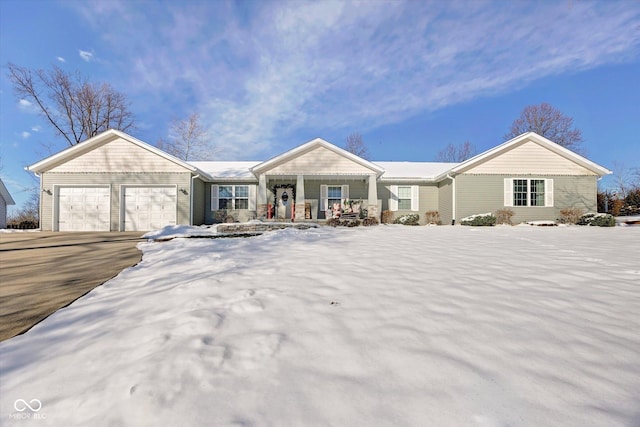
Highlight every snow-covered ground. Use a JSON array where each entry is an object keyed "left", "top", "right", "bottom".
[{"left": 1, "top": 226, "right": 639, "bottom": 426}]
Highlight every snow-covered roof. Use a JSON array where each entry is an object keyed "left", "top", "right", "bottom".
[
  {"left": 375, "top": 162, "right": 457, "bottom": 180},
  {"left": 188, "top": 160, "right": 458, "bottom": 181},
  {"left": 188, "top": 161, "right": 260, "bottom": 179}
]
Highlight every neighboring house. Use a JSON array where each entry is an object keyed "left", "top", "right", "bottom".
[
  {"left": 0, "top": 178, "right": 16, "bottom": 228},
  {"left": 26, "top": 129, "right": 611, "bottom": 231}
]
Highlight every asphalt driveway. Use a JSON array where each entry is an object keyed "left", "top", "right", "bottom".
[{"left": 0, "top": 232, "right": 143, "bottom": 341}]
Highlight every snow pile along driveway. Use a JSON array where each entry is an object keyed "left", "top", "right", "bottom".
[{"left": 1, "top": 226, "right": 639, "bottom": 426}]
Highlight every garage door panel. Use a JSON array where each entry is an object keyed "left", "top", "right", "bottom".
[
  {"left": 123, "top": 186, "right": 177, "bottom": 231},
  {"left": 57, "top": 187, "right": 110, "bottom": 231}
]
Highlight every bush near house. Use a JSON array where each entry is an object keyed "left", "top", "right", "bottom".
[
  {"left": 394, "top": 214, "right": 419, "bottom": 225},
  {"left": 558, "top": 207, "right": 585, "bottom": 225},
  {"left": 381, "top": 210, "right": 394, "bottom": 224},
  {"left": 495, "top": 209, "right": 514, "bottom": 225},
  {"left": 577, "top": 213, "right": 615, "bottom": 227},
  {"left": 326, "top": 218, "right": 361, "bottom": 227},
  {"left": 424, "top": 211, "right": 442, "bottom": 225},
  {"left": 362, "top": 217, "right": 379, "bottom": 226},
  {"left": 461, "top": 213, "right": 496, "bottom": 226}
]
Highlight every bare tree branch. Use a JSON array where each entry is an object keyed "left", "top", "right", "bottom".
[
  {"left": 344, "top": 132, "right": 370, "bottom": 160},
  {"left": 157, "top": 113, "right": 213, "bottom": 160},
  {"left": 436, "top": 141, "right": 476, "bottom": 162},
  {"left": 505, "top": 103, "right": 583, "bottom": 152},
  {"left": 7, "top": 63, "right": 136, "bottom": 146}
]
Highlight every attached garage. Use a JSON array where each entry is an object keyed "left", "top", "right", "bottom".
[
  {"left": 122, "top": 186, "right": 177, "bottom": 231},
  {"left": 55, "top": 186, "right": 110, "bottom": 231}
]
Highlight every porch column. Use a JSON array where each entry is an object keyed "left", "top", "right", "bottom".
[
  {"left": 257, "top": 174, "right": 268, "bottom": 219},
  {"left": 295, "top": 174, "right": 306, "bottom": 220},
  {"left": 367, "top": 174, "right": 379, "bottom": 218}
]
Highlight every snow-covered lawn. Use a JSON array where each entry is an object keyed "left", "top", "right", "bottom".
[{"left": 1, "top": 226, "right": 639, "bottom": 426}]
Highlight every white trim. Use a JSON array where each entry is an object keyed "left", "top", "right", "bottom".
[
  {"left": 211, "top": 185, "right": 219, "bottom": 211},
  {"left": 504, "top": 178, "right": 514, "bottom": 207},
  {"left": 411, "top": 185, "right": 419, "bottom": 211},
  {"left": 545, "top": 179, "right": 554, "bottom": 207},
  {"left": 342, "top": 185, "right": 349, "bottom": 202},
  {"left": 389, "top": 185, "right": 398, "bottom": 211}
]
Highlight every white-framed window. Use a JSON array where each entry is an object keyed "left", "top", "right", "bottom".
[
  {"left": 320, "top": 184, "right": 349, "bottom": 212},
  {"left": 389, "top": 185, "right": 419, "bottom": 211},
  {"left": 212, "top": 185, "right": 255, "bottom": 210},
  {"left": 504, "top": 178, "right": 553, "bottom": 207}
]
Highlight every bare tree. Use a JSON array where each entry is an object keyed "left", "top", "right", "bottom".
[
  {"left": 436, "top": 141, "right": 476, "bottom": 162},
  {"left": 157, "top": 113, "right": 213, "bottom": 161},
  {"left": 7, "top": 63, "right": 135, "bottom": 146},
  {"left": 344, "top": 132, "right": 370, "bottom": 159},
  {"left": 7, "top": 191, "right": 39, "bottom": 227},
  {"left": 505, "top": 103, "right": 583, "bottom": 151}
]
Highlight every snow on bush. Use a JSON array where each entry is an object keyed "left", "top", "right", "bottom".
[
  {"left": 393, "top": 213, "right": 419, "bottom": 225},
  {"left": 461, "top": 212, "right": 496, "bottom": 226},
  {"left": 577, "top": 212, "right": 615, "bottom": 227}
]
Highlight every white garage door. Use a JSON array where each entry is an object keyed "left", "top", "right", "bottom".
[
  {"left": 57, "top": 187, "right": 111, "bottom": 231},
  {"left": 123, "top": 186, "right": 177, "bottom": 231}
]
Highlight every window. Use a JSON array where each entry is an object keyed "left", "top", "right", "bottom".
[
  {"left": 320, "top": 185, "right": 349, "bottom": 213},
  {"left": 530, "top": 179, "right": 545, "bottom": 207},
  {"left": 513, "top": 179, "right": 528, "bottom": 206},
  {"left": 389, "top": 185, "right": 419, "bottom": 211},
  {"left": 213, "top": 185, "right": 251, "bottom": 210},
  {"left": 505, "top": 179, "right": 553, "bottom": 207},
  {"left": 397, "top": 186, "right": 412, "bottom": 210},
  {"left": 328, "top": 186, "right": 342, "bottom": 209}
]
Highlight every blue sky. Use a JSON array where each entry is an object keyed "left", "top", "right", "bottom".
[{"left": 1, "top": 0, "right": 639, "bottom": 210}]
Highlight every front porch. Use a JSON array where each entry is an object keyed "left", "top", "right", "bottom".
[{"left": 256, "top": 174, "right": 381, "bottom": 222}]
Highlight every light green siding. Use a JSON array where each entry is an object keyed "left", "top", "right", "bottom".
[
  {"left": 455, "top": 174, "right": 598, "bottom": 224},
  {"left": 378, "top": 183, "right": 439, "bottom": 225},
  {"left": 438, "top": 179, "right": 453, "bottom": 225},
  {"left": 192, "top": 177, "right": 206, "bottom": 225},
  {"left": 41, "top": 172, "right": 193, "bottom": 231}
]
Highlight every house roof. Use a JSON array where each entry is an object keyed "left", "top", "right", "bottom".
[
  {"left": 249, "top": 137, "right": 386, "bottom": 176},
  {"left": 26, "top": 129, "right": 213, "bottom": 179},
  {"left": 0, "top": 178, "right": 16, "bottom": 205},
  {"left": 375, "top": 161, "right": 458, "bottom": 181},
  {"left": 188, "top": 161, "right": 260, "bottom": 180},
  {"left": 449, "top": 132, "right": 612, "bottom": 177}
]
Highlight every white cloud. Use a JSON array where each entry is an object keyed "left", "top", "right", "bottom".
[
  {"left": 31, "top": 125, "right": 41, "bottom": 132},
  {"left": 70, "top": 1, "right": 640, "bottom": 158},
  {"left": 18, "top": 99, "right": 38, "bottom": 114},
  {"left": 21, "top": 131, "right": 31, "bottom": 139},
  {"left": 79, "top": 49, "right": 94, "bottom": 62},
  {"left": 57, "top": 56, "right": 66, "bottom": 62}
]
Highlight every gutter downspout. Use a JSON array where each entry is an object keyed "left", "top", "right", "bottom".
[
  {"left": 447, "top": 174, "right": 456, "bottom": 225},
  {"left": 190, "top": 174, "right": 200, "bottom": 226}
]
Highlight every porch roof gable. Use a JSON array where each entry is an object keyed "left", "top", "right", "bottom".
[{"left": 249, "top": 138, "right": 385, "bottom": 177}]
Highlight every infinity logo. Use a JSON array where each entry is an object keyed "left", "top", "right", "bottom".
[{"left": 14, "top": 399, "right": 42, "bottom": 412}]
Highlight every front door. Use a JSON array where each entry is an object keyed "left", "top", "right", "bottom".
[{"left": 275, "top": 186, "right": 294, "bottom": 220}]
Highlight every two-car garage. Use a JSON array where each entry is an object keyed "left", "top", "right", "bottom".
[{"left": 54, "top": 186, "right": 177, "bottom": 231}]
